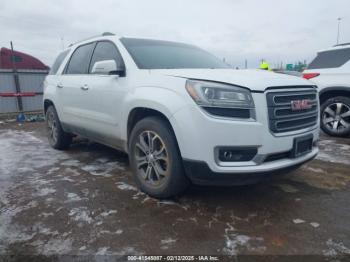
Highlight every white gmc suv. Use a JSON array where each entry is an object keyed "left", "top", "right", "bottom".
[
  {"left": 44, "top": 33, "right": 319, "bottom": 198},
  {"left": 303, "top": 43, "right": 350, "bottom": 137}
]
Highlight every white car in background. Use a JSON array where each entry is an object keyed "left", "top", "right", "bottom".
[
  {"left": 303, "top": 43, "right": 350, "bottom": 137},
  {"left": 44, "top": 33, "right": 319, "bottom": 198}
]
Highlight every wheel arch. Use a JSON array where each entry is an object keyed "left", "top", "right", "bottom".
[
  {"left": 319, "top": 86, "right": 350, "bottom": 104},
  {"left": 125, "top": 106, "right": 185, "bottom": 157},
  {"left": 44, "top": 99, "right": 55, "bottom": 114}
]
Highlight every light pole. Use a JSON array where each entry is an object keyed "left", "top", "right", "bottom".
[{"left": 337, "top": 17, "right": 342, "bottom": 45}]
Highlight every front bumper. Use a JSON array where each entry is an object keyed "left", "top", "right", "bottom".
[
  {"left": 183, "top": 149, "right": 317, "bottom": 186},
  {"left": 170, "top": 91, "right": 319, "bottom": 179}
]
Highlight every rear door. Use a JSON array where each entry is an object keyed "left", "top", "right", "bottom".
[{"left": 58, "top": 42, "right": 96, "bottom": 134}]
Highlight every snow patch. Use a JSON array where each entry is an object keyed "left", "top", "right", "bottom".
[
  {"left": 96, "top": 247, "right": 109, "bottom": 255},
  {"left": 310, "top": 222, "right": 320, "bottom": 228},
  {"left": 160, "top": 238, "right": 177, "bottom": 250},
  {"left": 323, "top": 239, "right": 350, "bottom": 257},
  {"left": 116, "top": 182, "right": 138, "bottom": 191},
  {"left": 305, "top": 166, "right": 325, "bottom": 173},
  {"left": 36, "top": 187, "right": 56, "bottom": 197},
  {"left": 223, "top": 223, "right": 265, "bottom": 255},
  {"left": 293, "top": 219, "right": 305, "bottom": 224},
  {"left": 100, "top": 210, "right": 118, "bottom": 217},
  {"left": 316, "top": 139, "right": 350, "bottom": 164},
  {"left": 157, "top": 200, "right": 190, "bottom": 210},
  {"left": 69, "top": 207, "right": 93, "bottom": 224},
  {"left": 61, "top": 159, "right": 81, "bottom": 167},
  {"left": 37, "top": 238, "right": 73, "bottom": 255},
  {"left": 276, "top": 184, "right": 299, "bottom": 193},
  {"left": 81, "top": 158, "right": 124, "bottom": 177},
  {"left": 66, "top": 193, "right": 83, "bottom": 202}
]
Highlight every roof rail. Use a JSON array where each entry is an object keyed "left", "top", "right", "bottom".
[
  {"left": 68, "top": 32, "right": 115, "bottom": 47},
  {"left": 102, "top": 32, "right": 115, "bottom": 36},
  {"left": 333, "top": 42, "right": 350, "bottom": 47}
]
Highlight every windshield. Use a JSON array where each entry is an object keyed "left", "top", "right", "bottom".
[{"left": 120, "top": 37, "right": 229, "bottom": 69}]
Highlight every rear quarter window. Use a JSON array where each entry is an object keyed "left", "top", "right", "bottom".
[
  {"left": 49, "top": 49, "right": 70, "bottom": 75},
  {"left": 308, "top": 48, "right": 350, "bottom": 69}
]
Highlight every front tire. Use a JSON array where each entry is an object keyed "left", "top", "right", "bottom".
[
  {"left": 46, "top": 105, "right": 72, "bottom": 150},
  {"left": 129, "top": 117, "right": 189, "bottom": 198},
  {"left": 321, "top": 96, "right": 350, "bottom": 137}
]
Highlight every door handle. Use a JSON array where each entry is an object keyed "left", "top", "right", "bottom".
[
  {"left": 56, "top": 83, "right": 63, "bottom": 88},
  {"left": 80, "top": 85, "right": 89, "bottom": 91}
]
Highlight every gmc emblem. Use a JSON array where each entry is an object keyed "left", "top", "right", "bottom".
[{"left": 291, "top": 99, "right": 312, "bottom": 111}]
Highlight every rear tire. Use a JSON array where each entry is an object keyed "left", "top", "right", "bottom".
[
  {"left": 46, "top": 105, "right": 72, "bottom": 150},
  {"left": 129, "top": 117, "right": 190, "bottom": 198},
  {"left": 320, "top": 96, "right": 350, "bottom": 137}
]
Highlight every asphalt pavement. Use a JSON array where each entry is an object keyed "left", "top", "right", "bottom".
[{"left": 0, "top": 122, "right": 349, "bottom": 261}]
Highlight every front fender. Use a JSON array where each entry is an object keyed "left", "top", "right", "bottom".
[{"left": 120, "top": 86, "right": 189, "bottom": 143}]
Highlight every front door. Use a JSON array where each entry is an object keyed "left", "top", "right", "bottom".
[{"left": 76, "top": 41, "right": 127, "bottom": 147}]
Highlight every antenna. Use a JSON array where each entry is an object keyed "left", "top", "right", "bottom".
[{"left": 336, "top": 17, "right": 342, "bottom": 45}]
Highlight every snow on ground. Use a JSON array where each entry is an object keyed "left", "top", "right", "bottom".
[
  {"left": 316, "top": 139, "right": 350, "bottom": 164},
  {"left": 323, "top": 239, "right": 350, "bottom": 257},
  {"left": 223, "top": 223, "right": 266, "bottom": 255},
  {"left": 1, "top": 126, "right": 349, "bottom": 257},
  {"left": 0, "top": 130, "right": 67, "bottom": 205},
  {"left": 81, "top": 158, "right": 124, "bottom": 177}
]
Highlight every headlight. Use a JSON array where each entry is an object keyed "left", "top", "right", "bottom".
[{"left": 185, "top": 80, "right": 254, "bottom": 109}]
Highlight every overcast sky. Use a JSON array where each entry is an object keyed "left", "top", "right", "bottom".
[{"left": 1, "top": 0, "right": 349, "bottom": 68}]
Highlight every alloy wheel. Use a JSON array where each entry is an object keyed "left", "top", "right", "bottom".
[
  {"left": 47, "top": 111, "right": 58, "bottom": 144},
  {"left": 134, "top": 130, "right": 169, "bottom": 186},
  {"left": 322, "top": 102, "right": 350, "bottom": 133}
]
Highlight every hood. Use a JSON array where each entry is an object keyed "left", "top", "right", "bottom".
[{"left": 151, "top": 69, "right": 313, "bottom": 92}]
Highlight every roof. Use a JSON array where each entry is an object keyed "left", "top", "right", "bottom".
[
  {"left": 318, "top": 43, "right": 350, "bottom": 53},
  {"left": 334, "top": 42, "right": 350, "bottom": 47}
]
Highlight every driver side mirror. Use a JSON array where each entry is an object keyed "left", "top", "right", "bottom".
[{"left": 91, "top": 60, "right": 125, "bottom": 76}]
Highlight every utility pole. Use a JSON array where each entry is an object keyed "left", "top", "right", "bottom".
[
  {"left": 337, "top": 17, "right": 342, "bottom": 45},
  {"left": 245, "top": 59, "right": 247, "bottom": 69},
  {"left": 10, "top": 41, "right": 23, "bottom": 114}
]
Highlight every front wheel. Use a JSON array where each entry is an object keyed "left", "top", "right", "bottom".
[
  {"left": 321, "top": 96, "right": 350, "bottom": 137},
  {"left": 129, "top": 117, "right": 189, "bottom": 198}
]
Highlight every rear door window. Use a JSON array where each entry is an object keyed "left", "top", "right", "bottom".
[
  {"left": 308, "top": 48, "right": 350, "bottom": 69},
  {"left": 49, "top": 49, "right": 70, "bottom": 75},
  {"left": 65, "top": 43, "right": 95, "bottom": 74},
  {"left": 88, "top": 41, "right": 124, "bottom": 73}
]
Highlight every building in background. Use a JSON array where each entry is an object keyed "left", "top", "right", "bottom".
[
  {"left": 0, "top": 47, "right": 49, "bottom": 70},
  {"left": 0, "top": 47, "right": 49, "bottom": 115}
]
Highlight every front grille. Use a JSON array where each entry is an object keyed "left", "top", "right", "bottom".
[{"left": 266, "top": 88, "right": 318, "bottom": 133}]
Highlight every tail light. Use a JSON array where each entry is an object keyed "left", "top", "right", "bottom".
[{"left": 303, "top": 73, "right": 320, "bottom": 80}]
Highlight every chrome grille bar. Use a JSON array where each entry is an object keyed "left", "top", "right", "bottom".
[{"left": 266, "top": 88, "right": 318, "bottom": 133}]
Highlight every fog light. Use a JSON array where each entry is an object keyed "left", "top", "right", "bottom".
[{"left": 218, "top": 147, "right": 257, "bottom": 162}]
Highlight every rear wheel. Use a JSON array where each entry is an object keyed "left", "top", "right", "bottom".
[
  {"left": 129, "top": 117, "right": 189, "bottom": 198},
  {"left": 46, "top": 105, "right": 72, "bottom": 149},
  {"left": 321, "top": 96, "right": 350, "bottom": 137}
]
